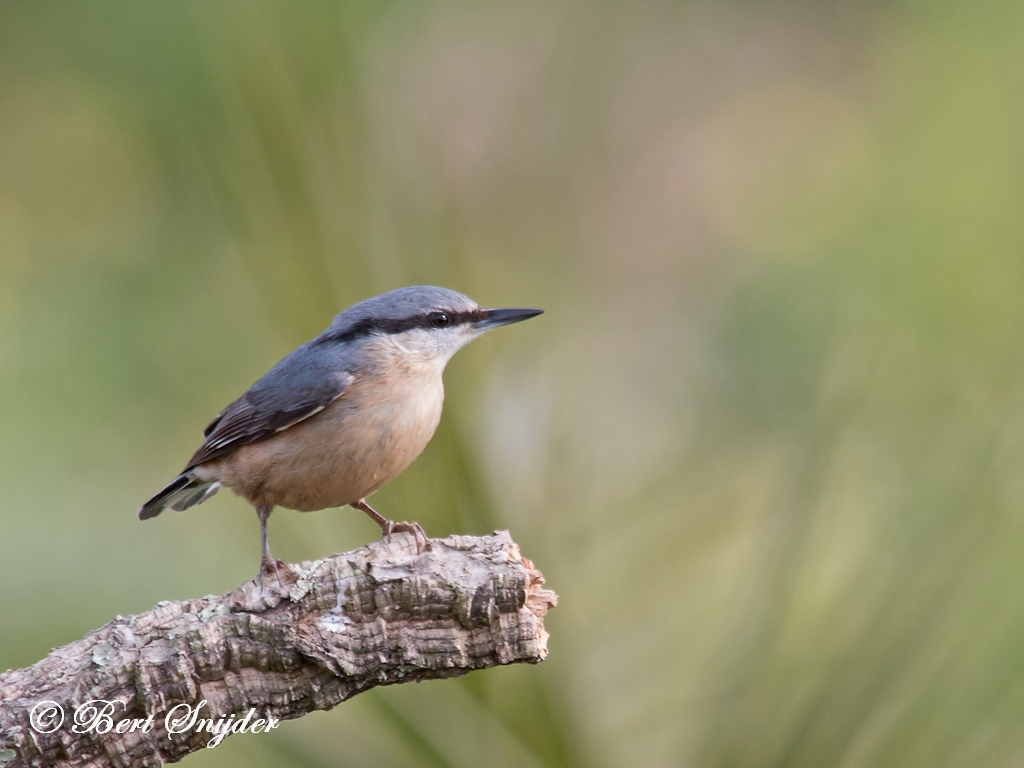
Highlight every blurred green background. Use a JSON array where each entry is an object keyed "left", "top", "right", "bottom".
[{"left": 3, "top": 1, "right": 1024, "bottom": 766}]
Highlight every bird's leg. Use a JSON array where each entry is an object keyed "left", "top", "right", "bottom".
[
  {"left": 256, "top": 503, "right": 287, "bottom": 588},
  {"left": 352, "top": 499, "right": 430, "bottom": 552}
]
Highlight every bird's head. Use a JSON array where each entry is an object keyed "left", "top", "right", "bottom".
[{"left": 326, "top": 286, "right": 543, "bottom": 371}]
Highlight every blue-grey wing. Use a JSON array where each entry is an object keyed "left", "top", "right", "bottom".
[{"left": 185, "top": 347, "right": 353, "bottom": 470}]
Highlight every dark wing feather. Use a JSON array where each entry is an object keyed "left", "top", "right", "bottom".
[
  {"left": 184, "top": 356, "right": 353, "bottom": 470},
  {"left": 203, "top": 412, "right": 224, "bottom": 437}
]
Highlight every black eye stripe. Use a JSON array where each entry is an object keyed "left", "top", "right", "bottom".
[{"left": 322, "top": 309, "right": 479, "bottom": 343}]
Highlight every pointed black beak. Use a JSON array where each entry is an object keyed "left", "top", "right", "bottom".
[{"left": 475, "top": 307, "right": 544, "bottom": 330}]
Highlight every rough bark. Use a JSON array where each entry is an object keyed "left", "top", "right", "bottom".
[{"left": 0, "top": 531, "right": 556, "bottom": 768}]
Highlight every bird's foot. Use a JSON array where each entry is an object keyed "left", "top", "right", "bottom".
[
  {"left": 258, "top": 557, "right": 293, "bottom": 590},
  {"left": 381, "top": 520, "right": 431, "bottom": 553}
]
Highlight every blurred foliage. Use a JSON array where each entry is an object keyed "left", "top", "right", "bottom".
[{"left": 3, "top": 1, "right": 1024, "bottom": 766}]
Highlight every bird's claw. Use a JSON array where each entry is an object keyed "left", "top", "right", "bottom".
[
  {"left": 258, "top": 558, "right": 292, "bottom": 590},
  {"left": 381, "top": 520, "right": 431, "bottom": 553}
]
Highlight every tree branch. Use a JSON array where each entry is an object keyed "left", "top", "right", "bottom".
[{"left": 0, "top": 531, "right": 557, "bottom": 768}]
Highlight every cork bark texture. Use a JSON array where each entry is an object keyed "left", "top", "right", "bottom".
[{"left": 0, "top": 531, "right": 557, "bottom": 768}]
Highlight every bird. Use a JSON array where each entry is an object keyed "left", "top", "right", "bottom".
[{"left": 138, "top": 285, "right": 542, "bottom": 580}]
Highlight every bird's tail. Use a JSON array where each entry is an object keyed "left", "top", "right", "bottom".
[{"left": 138, "top": 473, "right": 221, "bottom": 520}]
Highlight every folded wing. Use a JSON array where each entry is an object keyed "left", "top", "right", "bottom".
[{"left": 185, "top": 357, "right": 354, "bottom": 470}]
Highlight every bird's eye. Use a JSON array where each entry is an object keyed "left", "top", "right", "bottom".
[{"left": 430, "top": 312, "right": 451, "bottom": 329}]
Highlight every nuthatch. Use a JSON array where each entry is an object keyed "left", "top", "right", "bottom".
[{"left": 138, "top": 286, "right": 542, "bottom": 578}]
